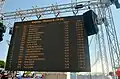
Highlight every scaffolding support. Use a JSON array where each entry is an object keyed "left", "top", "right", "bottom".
[
  {"left": 1, "top": 1, "right": 100, "bottom": 20},
  {"left": 104, "top": 7, "right": 120, "bottom": 70},
  {"left": 0, "top": 0, "right": 120, "bottom": 74}
]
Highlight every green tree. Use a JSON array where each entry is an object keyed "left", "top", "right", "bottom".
[
  {"left": 0, "top": 60, "right": 5, "bottom": 68},
  {"left": 26, "top": 71, "right": 31, "bottom": 75}
]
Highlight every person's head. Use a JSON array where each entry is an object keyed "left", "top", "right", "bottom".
[{"left": 109, "top": 72, "right": 114, "bottom": 76}]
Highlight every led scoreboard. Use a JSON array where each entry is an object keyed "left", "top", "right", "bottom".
[{"left": 5, "top": 15, "right": 90, "bottom": 72}]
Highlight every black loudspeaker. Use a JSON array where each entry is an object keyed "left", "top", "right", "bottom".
[
  {"left": 9, "top": 27, "right": 13, "bottom": 35},
  {"left": 115, "top": 0, "right": 120, "bottom": 9},
  {"left": 0, "top": 32, "right": 3, "bottom": 41},
  {"left": 110, "top": 0, "right": 120, "bottom": 9},
  {"left": 0, "top": 22, "right": 4, "bottom": 42},
  {"left": 83, "top": 10, "right": 99, "bottom": 36}
]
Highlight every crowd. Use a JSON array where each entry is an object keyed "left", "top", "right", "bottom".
[
  {"left": 0, "top": 71, "right": 21, "bottom": 79},
  {"left": 0, "top": 70, "right": 44, "bottom": 79}
]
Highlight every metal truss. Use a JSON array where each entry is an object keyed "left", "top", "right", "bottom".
[
  {"left": 103, "top": 7, "right": 120, "bottom": 70},
  {"left": 96, "top": 0, "right": 120, "bottom": 72},
  {"left": 94, "top": 2, "right": 110, "bottom": 74},
  {"left": 0, "top": 0, "right": 5, "bottom": 17},
  {"left": 97, "top": 25, "right": 109, "bottom": 74},
  {"left": 1, "top": 0, "right": 120, "bottom": 74},
  {"left": 1, "top": 0, "right": 103, "bottom": 20}
]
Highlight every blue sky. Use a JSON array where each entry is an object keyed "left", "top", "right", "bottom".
[{"left": 0, "top": 0, "right": 120, "bottom": 72}]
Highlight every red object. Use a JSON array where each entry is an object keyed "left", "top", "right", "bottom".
[
  {"left": 116, "top": 68, "right": 120, "bottom": 76},
  {"left": 118, "top": 76, "right": 120, "bottom": 79},
  {"left": 42, "top": 74, "right": 44, "bottom": 78}
]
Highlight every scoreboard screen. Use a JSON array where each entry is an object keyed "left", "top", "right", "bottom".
[{"left": 5, "top": 15, "right": 90, "bottom": 72}]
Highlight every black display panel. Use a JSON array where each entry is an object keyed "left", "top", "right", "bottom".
[{"left": 5, "top": 15, "right": 90, "bottom": 72}]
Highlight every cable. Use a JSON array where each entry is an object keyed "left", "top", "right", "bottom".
[
  {"left": 91, "top": 35, "right": 100, "bottom": 67},
  {"left": 89, "top": 35, "right": 94, "bottom": 47}
]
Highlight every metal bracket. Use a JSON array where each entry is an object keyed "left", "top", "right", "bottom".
[
  {"left": 32, "top": 6, "right": 44, "bottom": 20},
  {"left": 16, "top": 8, "right": 26, "bottom": 21},
  {"left": 51, "top": 3, "right": 60, "bottom": 18}
]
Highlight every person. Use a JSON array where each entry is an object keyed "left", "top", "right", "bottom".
[
  {"left": 1, "top": 72, "right": 8, "bottom": 79},
  {"left": 107, "top": 72, "right": 114, "bottom": 79},
  {"left": 0, "top": 73, "right": 2, "bottom": 78}
]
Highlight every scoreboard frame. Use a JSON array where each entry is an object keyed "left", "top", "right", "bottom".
[{"left": 5, "top": 15, "right": 91, "bottom": 72}]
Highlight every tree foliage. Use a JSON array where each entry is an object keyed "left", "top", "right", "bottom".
[
  {"left": 26, "top": 71, "right": 31, "bottom": 75},
  {"left": 0, "top": 60, "right": 5, "bottom": 68}
]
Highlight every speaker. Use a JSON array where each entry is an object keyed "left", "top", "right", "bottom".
[{"left": 83, "top": 10, "right": 99, "bottom": 36}]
